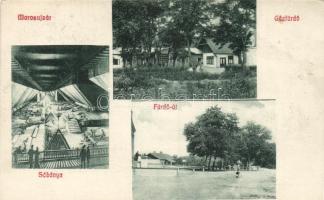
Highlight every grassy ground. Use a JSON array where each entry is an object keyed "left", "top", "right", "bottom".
[
  {"left": 113, "top": 67, "right": 256, "bottom": 99},
  {"left": 133, "top": 168, "right": 275, "bottom": 200}
]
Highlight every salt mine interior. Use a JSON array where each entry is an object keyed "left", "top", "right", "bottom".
[{"left": 11, "top": 45, "right": 109, "bottom": 169}]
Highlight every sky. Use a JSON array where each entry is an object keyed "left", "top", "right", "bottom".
[{"left": 132, "top": 100, "right": 276, "bottom": 157}]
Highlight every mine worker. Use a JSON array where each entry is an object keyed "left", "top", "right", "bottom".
[
  {"left": 86, "top": 146, "right": 91, "bottom": 168},
  {"left": 28, "top": 145, "right": 34, "bottom": 169},
  {"left": 80, "top": 145, "right": 87, "bottom": 169},
  {"left": 17, "top": 146, "right": 22, "bottom": 153},
  {"left": 34, "top": 147, "right": 40, "bottom": 168},
  {"left": 13, "top": 146, "right": 22, "bottom": 165}
]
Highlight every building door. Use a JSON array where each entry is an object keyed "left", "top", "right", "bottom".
[{"left": 220, "top": 57, "right": 226, "bottom": 67}]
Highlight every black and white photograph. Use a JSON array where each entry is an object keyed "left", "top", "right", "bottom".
[
  {"left": 113, "top": 0, "right": 256, "bottom": 100},
  {"left": 11, "top": 45, "right": 109, "bottom": 169},
  {"left": 131, "top": 101, "right": 276, "bottom": 199}
]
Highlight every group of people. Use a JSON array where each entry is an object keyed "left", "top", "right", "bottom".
[
  {"left": 13, "top": 144, "right": 92, "bottom": 169},
  {"left": 13, "top": 145, "right": 40, "bottom": 168},
  {"left": 28, "top": 145, "right": 41, "bottom": 168},
  {"left": 80, "top": 145, "right": 91, "bottom": 169}
]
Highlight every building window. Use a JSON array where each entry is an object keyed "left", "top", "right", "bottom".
[
  {"left": 113, "top": 58, "right": 119, "bottom": 65},
  {"left": 228, "top": 56, "right": 233, "bottom": 64},
  {"left": 206, "top": 56, "right": 214, "bottom": 65},
  {"left": 220, "top": 57, "right": 226, "bottom": 67}
]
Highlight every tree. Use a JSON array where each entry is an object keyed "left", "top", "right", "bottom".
[
  {"left": 159, "top": 23, "right": 186, "bottom": 67},
  {"left": 170, "top": 0, "right": 211, "bottom": 68},
  {"left": 113, "top": 0, "right": 143, "bottom": 67},
  {"left": 139, "top": 0, "right": 164, "bottom": 66},
  {"left": 184, "top": 106, "right": 240, "bottom": 170},
  {"left": 184, "top": 107, "right": 276, "bottom": 170},
  {"left": 239, "top": 121, "right": 275, "bottom": 168},
  {"left": 184, "top": 122, "right": 208, "bottom": 158},
  {"left": 113, "top": 0, "right": 164, "bottom": 68},
  {"left": 212, "top": 0, "right": 256, "bottom": 67},
  {"left": 258, "top": 142, "right": 276, "bottom": 168}
]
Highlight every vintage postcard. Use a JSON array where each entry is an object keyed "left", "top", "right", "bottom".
[{"left": 1, "top": 0, "right": 324, "bottom": 200}]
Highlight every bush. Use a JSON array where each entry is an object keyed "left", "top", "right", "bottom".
[
  {"left": 221, "top": 65, "right": 257, "bottom": 79},
  {"left": 113, "top": 66, "right": 256, "bottom": 99},
  {"left": 114, "top": 66, "right": 221, "bottom": 82}
]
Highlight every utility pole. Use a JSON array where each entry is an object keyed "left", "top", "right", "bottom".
[{"left": 131, "top": 110, "right": 136, "bottom": 167}]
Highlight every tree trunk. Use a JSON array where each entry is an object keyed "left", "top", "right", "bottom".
[
  {"left": 242, "top": 50, "right": 247, "bottom": 70},
  {"left": 172, "top": 52, "right": 178, "bottom": 68},
  {"left": 158, "top": 47, "right": 162, "bottom": 66},
  {"left": 130, "top": 47, "right": 136, "bottom": 68},
  {"left": 121, "top": 48, "right": 126, "bottom": 68},
  {"left": 129, "top": 55, "right": 133, "bottom": 68},
  {"left": 204, "top": 155, "right": 208, "bottom": 164},
  {"left": 122, "top": 56, "right": 126, "bottom": 68},
  {"left": 208, "top": 155, "right": 212, "bottom": 170},
  {"left": 221, "top": 159, "right": 224, "bottom": 170},
  {"left": 237, "top": 51, "right": 243, "bottom": 66},
  {"left": 187, "top": 39, "right": 192, "bottom": 69},
  {"left": 247, "top": 155, "right": 250, "bottom": 171},
  {"left": 148, "top": 47, "right": 152, "bottom": 67},
  {"left": 166, "top": 51, "right": 170, "bottom": 67}
]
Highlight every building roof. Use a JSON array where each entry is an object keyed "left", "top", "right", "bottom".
[
  {"left": 148, "top": 152, "right": 175, "bottom": 163},
  {"left": 183, "top": 47, "right": 203, "bottom": 55},
  {"left": 200, "top": 38, "right": 234, "bottom": 54}
]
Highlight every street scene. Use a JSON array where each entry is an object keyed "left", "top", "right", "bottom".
[{"left": 132, "top": 101, "right": 276, "bottom": 199}]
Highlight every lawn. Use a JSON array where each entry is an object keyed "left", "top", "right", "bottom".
[{"left": 133, "top": 168, "right": 276, "bottom": 200}]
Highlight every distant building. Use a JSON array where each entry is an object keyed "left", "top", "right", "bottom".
[
  {"left": 196, "top": 38, "right": 238, "bottom": 73},
  {"left": 135, "top": 152, "right": 175, "bottom": 168},
  {"left": 113, "top": 38, "right": 256, "bottom": 73},
  {"left": 147, "top": 152, "right": 175, "bottom": 166},
  {"left": 113, "top": 48, "right": 123, "bottom": 69}
]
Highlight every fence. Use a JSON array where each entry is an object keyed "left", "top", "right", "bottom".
[
  {"left": 13, "top": 146, "right": 108, "bottom": 168},
  {"left": 133, "top": 163, "right": 260, "bottom": 172}
]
